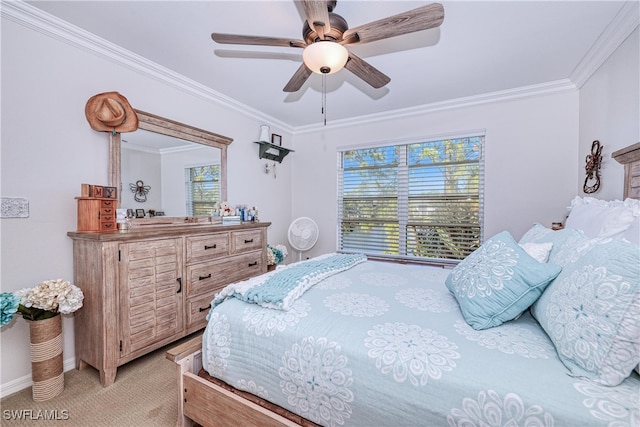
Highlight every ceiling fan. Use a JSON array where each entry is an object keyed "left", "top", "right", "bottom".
[{"left": 211, "top": 1, "right": 444, "bottom": 92}]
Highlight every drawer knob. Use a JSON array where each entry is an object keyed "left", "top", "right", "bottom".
[
  {"left": 204, "top": 244, "right": 217, "bottom": 250},
  {"left": 248, "top": 261, "right": 257, "bottom": 267},
  {"left": 199, "top": 304, "right": 212, "bottom": 313},
  {"left": 176, "top": 278, "right": 182, "bottom": 294},
  {"left": 244, "top": 239, "right": 254, "bottom": 244},
  {"left": 198, "top": 274, "right": 212, "bottom": 281}
]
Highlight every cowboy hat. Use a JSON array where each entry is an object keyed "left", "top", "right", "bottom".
[{"left": 85, "top": 91, "right": 138, "bottom": 133}]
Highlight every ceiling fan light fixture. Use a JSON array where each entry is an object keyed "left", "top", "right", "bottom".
[{"left": 302, "top": 41, "right": 348, "bottom": 75}]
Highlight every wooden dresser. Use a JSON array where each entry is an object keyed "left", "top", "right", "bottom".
[{"left": 67, "top": 221, "right": 270, "bottom": 387}]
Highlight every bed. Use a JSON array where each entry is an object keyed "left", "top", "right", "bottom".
[{"left": 167, "top": 142, "right": 640, "bottom": 427}]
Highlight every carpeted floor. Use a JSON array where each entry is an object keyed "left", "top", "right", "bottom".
[{"left": 0, "top": 337, "right": 192, "bottom": 427}]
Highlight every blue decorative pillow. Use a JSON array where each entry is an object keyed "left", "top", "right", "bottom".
[
  {"left": 518, "top": 223, "right": 584, "bottom": 265},
  {"left": 531, "top": 236, "right": 640, "bottom": 386},
  {"left": 445, "top": 231, "right": 562, "bottom": 330}
]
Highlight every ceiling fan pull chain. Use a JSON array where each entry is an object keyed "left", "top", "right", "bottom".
[{"left": 322, "top": 74, "right": 327, "bottom": 126}]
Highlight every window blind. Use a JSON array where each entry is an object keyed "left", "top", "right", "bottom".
[
  {"left": 185, "top": 165, "right": 220, "bottom": 216},
  {"left": 338, "top": 136, "right": 484, "bottom": 264}
]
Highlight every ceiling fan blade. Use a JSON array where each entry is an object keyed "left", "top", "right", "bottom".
[
  {"left": 343, "top": 3, "right": 444, "bottom": 45},
  {"left": 212, "top": 33, "right": 306, "bottom": 48},
  {"left": 283, "top": 63, "right": 313, "bottom": 92},
  {"left": 344, "top": 52, "right": 390, "bottom": 89},
  {"left": 299, "top": 0, "right": 331, "bottom": 40}
]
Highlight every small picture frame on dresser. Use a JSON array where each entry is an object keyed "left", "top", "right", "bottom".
[
  {"left": 135, "top": 209, "right": 145, "bottom": 218},
  {"left": 271, "top": 134, "right": 282, "bottom": 146},
  {"left": 127, "top": 209, "right": 134, "bottom": 218}
]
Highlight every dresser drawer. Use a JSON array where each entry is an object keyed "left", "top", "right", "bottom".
[
  {"left": 100, "top": 199, "right": 116, "bottom": 231},
  {"left": 186, "top": 293, "right": 215, "bottom": 329},
  {"left": 185, "top": 250, "right": 263, "bottom": 297},
  {"left": 186, "top": 233, "right": 229, "bottom": 263},
  {"left": 101, "top": 199, "right": 116, "bottom": 209},
  {"left": 100, "top": 221, "right": 116, "bottom": 231},
  {"left": 100, "top": 213, "right": 115, "bottom": 223},
  {"left": 231, "top": 229, "right": 263, "bottom": 254}
]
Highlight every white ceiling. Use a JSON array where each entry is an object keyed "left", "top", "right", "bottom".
[{"left": 26, "top": 1, "right": 633, "bottom": 130}]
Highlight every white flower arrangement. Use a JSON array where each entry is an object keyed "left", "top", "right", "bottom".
[{"left": 6, "top": 279, "right": 84, "bottom": 322}]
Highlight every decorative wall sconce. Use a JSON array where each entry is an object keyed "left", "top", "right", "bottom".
[{"left": 259, "top": 125, "right": 270, "bottom": 142}]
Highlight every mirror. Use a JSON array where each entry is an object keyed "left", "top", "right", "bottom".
[{"left": 109, "top": 110, "right": 232, "bottom": 223}]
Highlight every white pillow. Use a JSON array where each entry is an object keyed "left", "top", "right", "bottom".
[
  {"left": 565, "top": 196, "right": 635, "bottom": 239},
  {"left": 519, "top": 242, "right": 553, "bottom": 263}
]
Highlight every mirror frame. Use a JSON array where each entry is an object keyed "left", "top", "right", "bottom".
[{"left": 109, "top": 109, "right": 232, "bottom": 221}]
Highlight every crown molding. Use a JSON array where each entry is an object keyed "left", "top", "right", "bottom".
[
  {"left": 3, "top": 0, "right": 636, "bottom": 135},
  {"left": 293, "top": 79, "right": 577, "bottom": 134},
  {"left": 1, "top": 0, "right": 295, "bottom": 133},
  {"left": 570, "top": 1, "right": 639, "bottom": 88}
]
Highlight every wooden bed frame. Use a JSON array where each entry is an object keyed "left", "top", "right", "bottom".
[
  {"left": 167, "top": 142, "right": 640, "bottom": 427},
  {"left": 166, "top": 334, "right": 304, "bottom": 427},
  {"left": 612, "top": 141, "right": 640, "bottom": 198}
]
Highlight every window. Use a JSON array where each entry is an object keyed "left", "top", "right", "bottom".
[
  {"left": 338, "top": 135, "right": 484, "bottom": 264},
  {"left": 185, "top": 165, "right": 220, "bottom": 216}
]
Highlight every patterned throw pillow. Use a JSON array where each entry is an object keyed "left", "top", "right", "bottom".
[
  {"left": 531, "top": 236, "right": 640, "bottom": 386},
  {"left": 519, "top": 223, "right": 584, "bottom": 264},
  {"left": 445, "top": 231, "right": 562, "bottom": 330}
]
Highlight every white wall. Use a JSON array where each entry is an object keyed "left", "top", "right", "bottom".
[
  {"left": 578, "top": 28, "right": 640, "bottom": 200},
  {"left": 291, "top": 92, "right": 581, "bottom": 259},
  {"left": 0, "top": 16, "right": 293, "bottom": 394}
]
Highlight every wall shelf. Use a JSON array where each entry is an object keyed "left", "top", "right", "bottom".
[{"left": 254, "top": 141, "right": 294, "bottom": 163}]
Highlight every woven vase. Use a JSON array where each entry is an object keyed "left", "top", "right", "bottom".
[{"left": 28, "top": 314, "right": 64, "bottom": 401}]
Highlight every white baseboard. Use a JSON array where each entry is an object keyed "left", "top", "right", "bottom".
[{"left": 0, "top": 357, "right": 76, "bottom": 399}]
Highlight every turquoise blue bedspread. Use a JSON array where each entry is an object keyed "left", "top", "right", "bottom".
[{"left": 202, "top": 259, "right": 639, "bottom": 427}]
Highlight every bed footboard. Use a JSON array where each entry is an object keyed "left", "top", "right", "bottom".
[
  {"left": 166, "top": 335, "right": 299, "bottom": 427},
  {"left": 166, "top": 335, "right": 203, "bottom": 427}
]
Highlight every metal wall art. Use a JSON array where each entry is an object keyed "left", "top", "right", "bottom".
[
  {"left": 130, "top": 180, "right": 151, "bottom": 202},
  {"left": 583, "top": 140, "right": 603, "bottom": 194}
]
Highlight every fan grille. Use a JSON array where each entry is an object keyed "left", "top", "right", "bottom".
[{"left": 288, "top": 217, "right": 319, "bottom": 251}]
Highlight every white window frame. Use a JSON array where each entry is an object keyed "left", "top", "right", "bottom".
[{"left": 184, "top": 164, "right": 220, "bottom": 217}]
